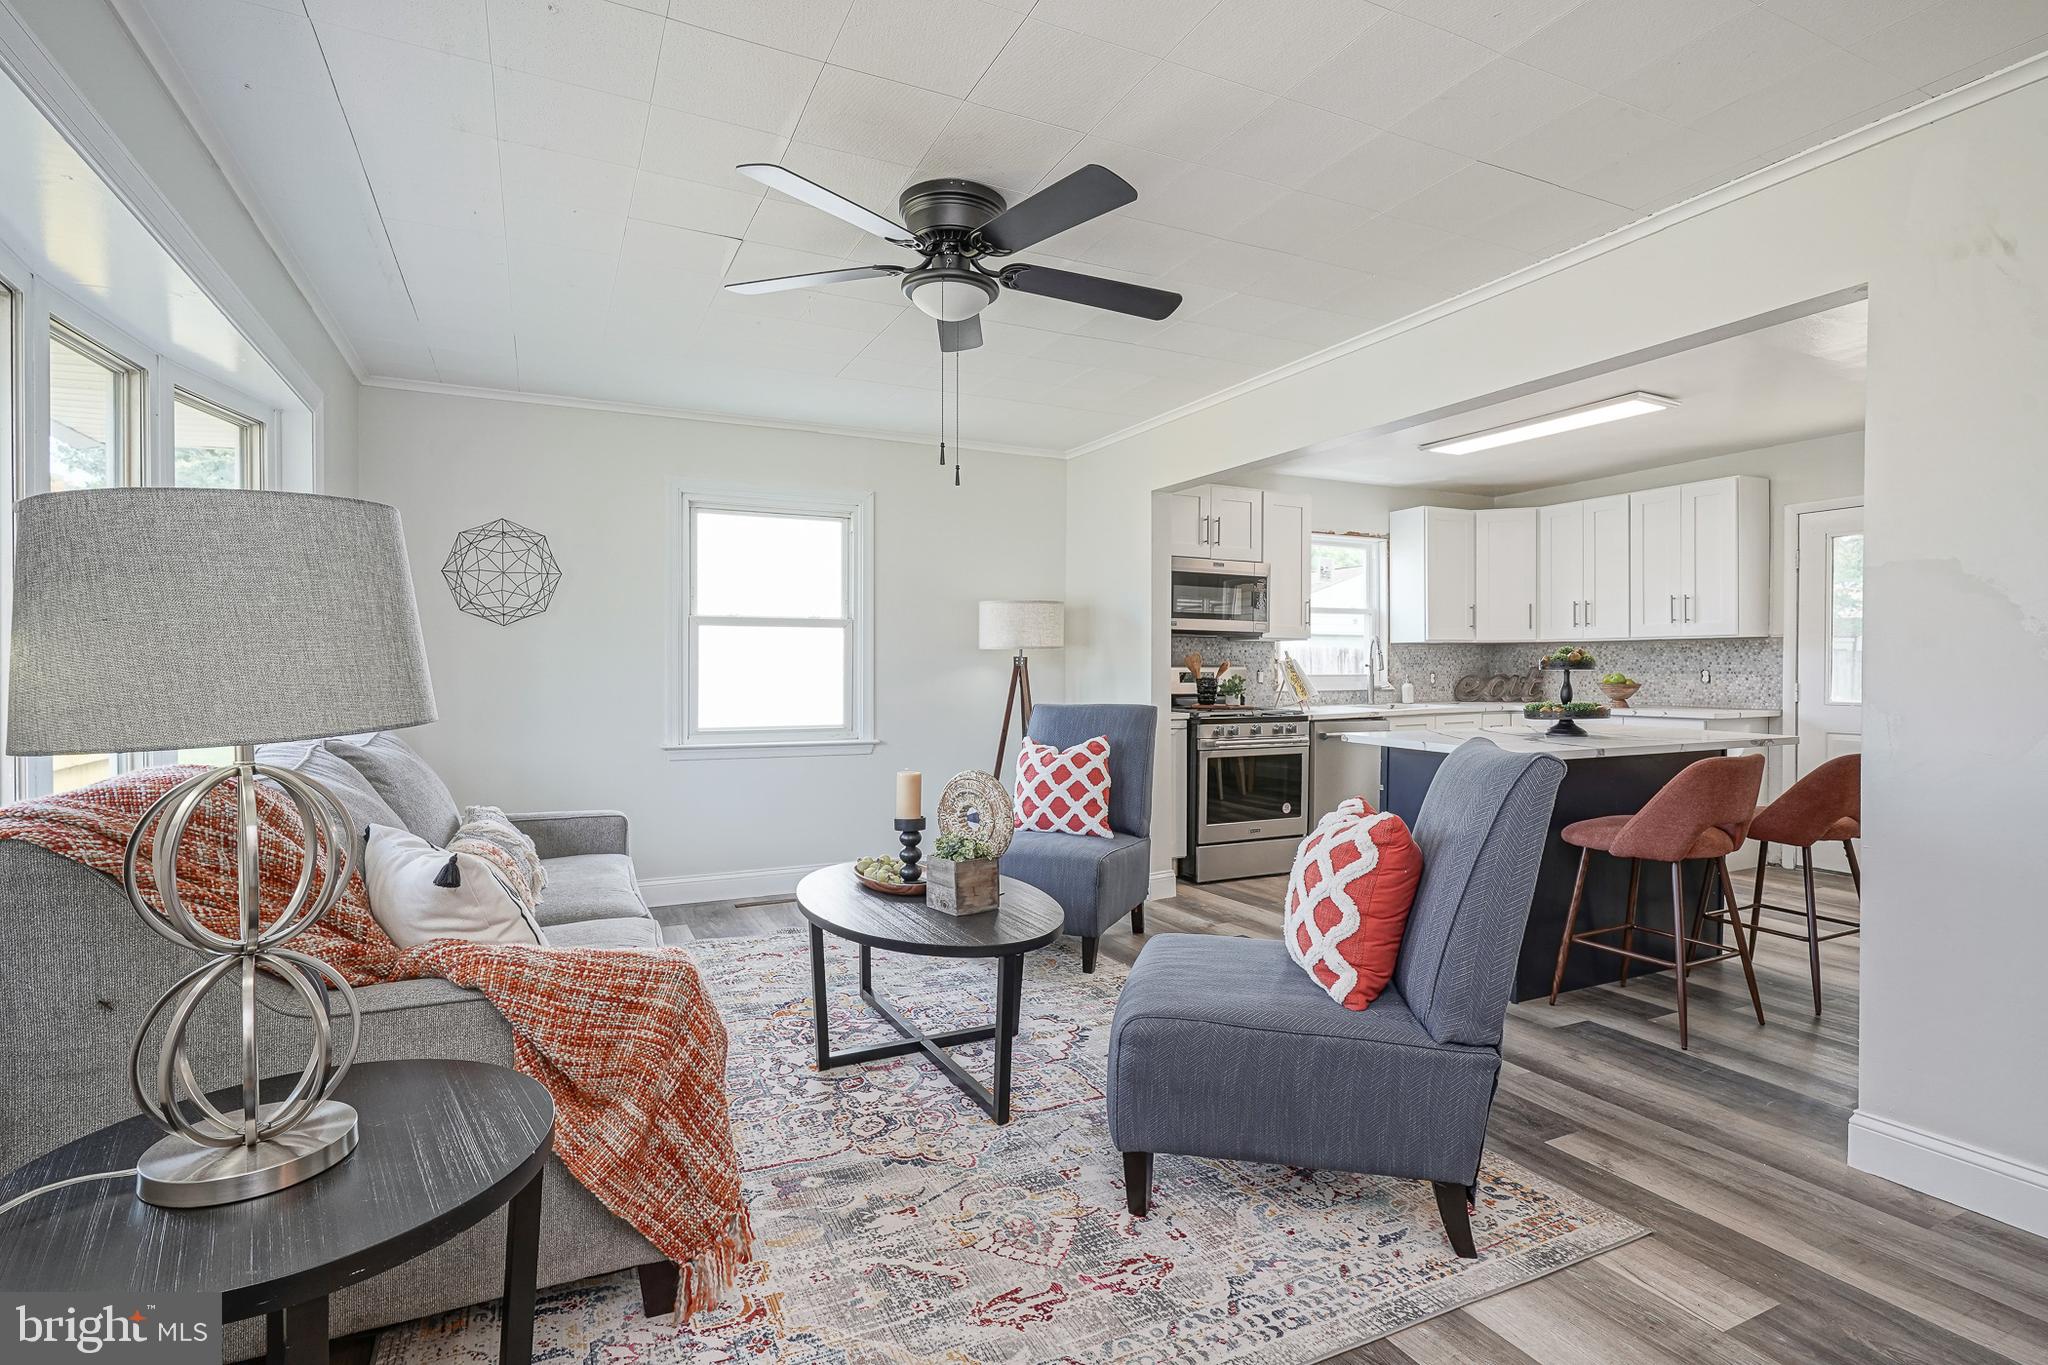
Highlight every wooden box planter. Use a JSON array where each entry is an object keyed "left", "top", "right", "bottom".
[{"left": 927, "top": 857, "right": 1000, "bottom": 914}]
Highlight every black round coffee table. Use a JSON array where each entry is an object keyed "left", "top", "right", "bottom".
[
  {"left": 0, "top": 1059, "right": 553, "bottom": 1365},
  {"left": 795, "top": 862, "right": 1062, "bottom": 1124}
]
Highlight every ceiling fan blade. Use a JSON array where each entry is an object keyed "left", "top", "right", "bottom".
[
  {"left": 737, "top": 163, "right": 910, "bottom": 242},
  {"left": 975, "top": 164, "right": 1137, "bottom": 254},
  {"left": 999, "top": 264, "right": 1181, "bottom": 320},
  {"left": 938, "top": 316, "right": 983, "bottom": 352},
  {"left": 724, "top": 265, "right": 904, "bottom": 295}
]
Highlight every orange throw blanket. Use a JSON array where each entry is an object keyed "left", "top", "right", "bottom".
[{"left": 0, "top": 768, "right": 750, "bottom": 1317}]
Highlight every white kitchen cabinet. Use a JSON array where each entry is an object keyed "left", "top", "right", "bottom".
[
  {"left": 1167, "top": 719, "right": 1188, "bottom": 860},
  {"left": 1475, "top": 507, "right": 1538, "bottom": 640},
  {"left": 1261, "top": 492, "right": 1313, "bottom": 640},
  {"left": 1389, "top": 506, "right": 1476, "bottom": 642},
  {"left": 1540, "top": 494, "right": 1631, "bottom": 639},
  {"left": 1631, "top": 476, "right": 1768, "bottom": 637},
  {"left": 1166, "top": 484, "right": 1264, "bottom": 560}
]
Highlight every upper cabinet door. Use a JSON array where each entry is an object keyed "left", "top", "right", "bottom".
[
  {"left": 1681, "top": 478, "right": 1739, "bottom": 634},
  {"left": 1427, "top": 507, "right": 1477, "bottom": 641},
  {"left": 1261, "top": 493, "right": 1312, "bottom": 640},
  {"left": 1583, "top": 494, "right": 1631, "bottom": 639},
  {"left": 1165, "top": 488, "right": 1209, "bottom": 557},
  {"left": 1538, "top": 501, "right": 1586, "bottom": 639},
  {"left": 1475, "top": 507, "right": 1538, "bottom": 640},
  {"left": 1631, "top": 485, "right": 1685, "bottom": 636},
  {"left": 1205, "top": 484, "right": 1264, "bottom": 561}
]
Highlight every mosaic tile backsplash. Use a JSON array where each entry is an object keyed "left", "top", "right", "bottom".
[{"left": 1171, "top": 632, "right": 1784, "bottom": 710}]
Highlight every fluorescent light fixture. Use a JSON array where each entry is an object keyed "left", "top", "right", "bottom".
[{"left": 1421, "top": 392, "right": 1680, "bottom": 455}]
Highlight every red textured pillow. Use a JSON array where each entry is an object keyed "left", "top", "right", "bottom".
[
  {"left": 1014, "top": 735, "right": 1113, "bottom": 838},
  {"left": 1283, "top": 797, "right": 1424, "bottom": 1010}
]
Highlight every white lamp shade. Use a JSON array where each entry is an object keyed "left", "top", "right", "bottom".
[
  {"left": 979, "top": 600, "right": 1063, "bottom": 651},
  {"left": 6, "top": 488, "right": 437, "bottom": 755}
]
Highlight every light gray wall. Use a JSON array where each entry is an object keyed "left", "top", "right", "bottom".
[
  {"left": 358, "top": 387, "right": 1067, "bottom": 898},
  {"left": 12, "top": 0, "right": 359, "bottom": 491}
]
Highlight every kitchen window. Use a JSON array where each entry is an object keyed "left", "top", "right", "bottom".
[
  {"left": 1282, "top": 534, "right": 1390, "bottom": 686},
  {"left": 668, "top": 489, "right": 875, "bottom": 758}
]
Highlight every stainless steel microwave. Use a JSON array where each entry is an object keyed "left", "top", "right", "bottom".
[{"left": 1170, "top": 556, "right": 1270, "bottom": 635}]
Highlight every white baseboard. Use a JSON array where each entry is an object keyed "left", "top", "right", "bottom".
[
  {"left": 1848, "top": 1109, "right": 2048, "bottom": 1238},
  {"left": 1148, "top": 869, "right": 1178, "bottom": 902},
  {"left": 639, "top": 863, "right": 823, "bottom": 908}
]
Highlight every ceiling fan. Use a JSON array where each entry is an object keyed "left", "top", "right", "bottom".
[{"left": 722, "top": 163, "right": 1183, "bottom": 352}]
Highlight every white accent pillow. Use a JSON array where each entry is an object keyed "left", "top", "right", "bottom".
[{"left": 363, "top": 824, "right": 547, "bottom": 950}]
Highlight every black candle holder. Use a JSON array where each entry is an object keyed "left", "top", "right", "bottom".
[{"left": 894, "top": 817, "right": 926, "bottom": 883}]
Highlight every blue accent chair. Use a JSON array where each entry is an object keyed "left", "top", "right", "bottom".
[
  {"left": 1106, "top": 738, "right": 1565, "bottom": 1256},
  {"left": 999, "top": 703, "right": 1158, "bottom": 973}
]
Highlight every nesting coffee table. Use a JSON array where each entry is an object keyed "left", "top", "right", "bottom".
[{"left": 795, "top": 863, "right": 1062, "bottom": 1124}]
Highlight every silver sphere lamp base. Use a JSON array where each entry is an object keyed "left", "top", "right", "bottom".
[
  {"left": 137, "top": 1099, "right": 359, "bottom": 1208},
  {"left": 124, "top": 748, "right": 362, "bottom": 1211}
]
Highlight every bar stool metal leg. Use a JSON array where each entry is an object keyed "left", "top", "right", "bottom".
[
  {"left": 1717, "top": 858, "right": 1765, "bottom": 1026},
  {"left": 1843, "top": 839, "right": 1861, "bottom": 895},
  {"left": 1617, "top": 859, "right": 1641, "bottom": 987},
  {"left": 1550, "top": 847, "right": 1592, "bottom": 1004},
  {"left": 1748, "top": 841, "right": 1770, "bottom": 954},
  {"left": 1802, "top": 855, "right": 1823, "bottom": 1016},
  {"left": 1668, "top": 861, "right": 1690, "bottom": 1049}
]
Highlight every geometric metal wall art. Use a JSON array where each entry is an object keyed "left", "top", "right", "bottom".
[{"left": 442, "top": 518, "right": 562, "bottom": 625}]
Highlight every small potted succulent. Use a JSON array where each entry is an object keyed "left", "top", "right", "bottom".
[
  {"left": 1216, "top": 672, "right": 1248, "bottom": 705},
  {"left": 1598, "top": 671, "right": 1641, "bottom": 708},
  {"left": 927, "top": 831, "right": 1000, "bottom": 915}
]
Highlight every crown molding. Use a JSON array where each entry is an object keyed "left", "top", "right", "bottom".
[
  {"left": 1064, "top": 48, "right": 2048, "bottom": 461},
  {"left": 361, "top": 377, "right": 1067, "bottom": 459}
]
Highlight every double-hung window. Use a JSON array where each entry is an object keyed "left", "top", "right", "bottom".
[
  {"left": 1281, "top": 533, "right": 1391, "bottom": 687},
  {"left": 11, "top": 307, "right": 269, "bottom": 797},
  {"left": 671, "top": 489, "right": 874, "bottom": 757}
]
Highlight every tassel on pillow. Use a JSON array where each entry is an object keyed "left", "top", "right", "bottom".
[{"left": 432, "top": 854, "right": 462, "bottom": 888}]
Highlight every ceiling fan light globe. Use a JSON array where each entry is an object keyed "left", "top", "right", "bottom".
[{"left": 904, "top": 271, "right": 996, "bottom": 321}]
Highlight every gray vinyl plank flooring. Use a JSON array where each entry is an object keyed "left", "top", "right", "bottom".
[{"left": 320, "top": 866, "right": 2041, "bottom": 1365}]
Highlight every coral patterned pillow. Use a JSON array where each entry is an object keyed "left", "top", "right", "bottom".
[
  {"left": 1014, "top": 736, "right": 1114, "bottom": 838},
  {"left": 1283, "top": 797, "right": 1424, "bottom": 1010}
]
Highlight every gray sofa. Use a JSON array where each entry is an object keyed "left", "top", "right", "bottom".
[
  {"left": 1106, "top": 738, "right": 1566, "bottom": 1256},
  {"left": 0, "top": 733, "right": 679, "bottom": 1358}
]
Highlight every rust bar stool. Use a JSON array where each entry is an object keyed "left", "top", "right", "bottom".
[
  {"left": 1548, "top": 753, "right": 1767, "bottom": 1048},
  {"left": 1745, "top": 753, "right": 1861, "bottom": 1015}
]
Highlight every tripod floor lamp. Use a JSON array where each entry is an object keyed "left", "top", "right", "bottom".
[
  {"left": 6, "top": 488, "right": 437, "bottom": 1208},
  {"left": 980, "top": 600, "right": 1063, "bottom": 776}
]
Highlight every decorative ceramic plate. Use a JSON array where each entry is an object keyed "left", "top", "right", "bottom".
[{"left": 937, "top": 770, "right": 1014, "bottom": 856}]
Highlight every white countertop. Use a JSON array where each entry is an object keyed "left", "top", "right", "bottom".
[
  {"left": 1307, "top": 701, "right": 1522, "bottom": 719},
  {"left": 1335, "top": 725, "right": 1796, "bottom": 760},
  {"left": 1598, "top": 706, "right": 1781, "bottom": 719}
]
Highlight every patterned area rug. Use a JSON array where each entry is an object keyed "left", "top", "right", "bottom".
[{"left": 373, "top": 932, "right": 1643, "bottom": 1364}]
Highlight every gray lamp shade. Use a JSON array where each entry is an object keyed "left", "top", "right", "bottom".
[
  {"left": 7, "top": 488, "right": 437, "bottom": 755},
  {"left": 978, "top": 600, "right": 1064, "bottom": 651}
]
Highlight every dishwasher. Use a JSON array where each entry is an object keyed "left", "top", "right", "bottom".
[{"left": 1311, "top": 718, "right": 1390, "bottom": 820}]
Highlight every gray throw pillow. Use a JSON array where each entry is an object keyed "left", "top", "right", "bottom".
[
  {"left": 327, "top": 733, "right": 462, "bottom": 845},
  {"left": 256, "top": 739, "right": 404, "bottom": 867}
]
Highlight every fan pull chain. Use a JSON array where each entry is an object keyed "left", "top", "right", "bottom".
[
  {"left": 953, "top": 350, "right": 962, "bottom": 487},
  {"left": 937, "top": 345, "right": 946, "bottom": 466}
]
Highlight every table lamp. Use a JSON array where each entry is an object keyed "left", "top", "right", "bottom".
[
  {"left": 978, "top": 599, "right": 1062, "bottom": 775},
  {"left": 6, "top": 488, "right": 437, "bottom": 1207}
]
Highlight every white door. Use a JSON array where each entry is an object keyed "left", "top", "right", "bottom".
[
  {"left": 1206, "top": 485, "right": 1263, "bottom": 560},
  {"left": 1262, "top": 493, "right": 1312, "bottom": 639},
  {"left": 1475, "top": 507, "right": 1537, "bottom": 640},
  {"left": 1793, "top": 505, "right": 1864, "bottom": 872},
  {"left": 1583, "top": 494, "right": 1631, "bottom": 640},
  {"left": 1165, "top": 489, "right": 1208, "bottom": 556},
  {"left": 1631, "top": 486, "right": 1684, "bottom": 636},
  {"left": 1683, "top": 479, "right": 1739, "bottom": 634},
  {"left": 1538, "top": 501, "right": 1585, "bottom": 639},
  {"left": 1427, "top": 507, "right": 1476, "bottom": 640}
]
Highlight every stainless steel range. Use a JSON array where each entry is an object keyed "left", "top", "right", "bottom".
[{"left": 1180, "top": 705, "right": 1311, "bottom": 883}]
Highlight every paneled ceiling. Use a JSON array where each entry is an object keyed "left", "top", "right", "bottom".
[
  {"left": 118, "top": 0, "right": 2048, "bottom": 452},
  {"left": 1274, "top": 299, "right": 1868, "bottom": 492}
]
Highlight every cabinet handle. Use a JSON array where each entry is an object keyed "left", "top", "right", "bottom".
[
  {"left": 1527, "top": 602, "right": 1533, "bottom": 628},
  {"left": 1468, "top": 604, "right": 1475, "bottom": 626},
  {"left": 1571, "top": 600, "right": 1580, "bottom": 627},
  {"left": 1202, "top": 514, "right": 1211, "bottom": 545},
  {"left": 1669, "top": 594, "right": 1677, "bottom": 623},
  {"left": 1683, "top": 593, "right": 1692, "bottom": 622},
  {"left": 1584, "top": 599, "right": 1593, "bottom": 626}
]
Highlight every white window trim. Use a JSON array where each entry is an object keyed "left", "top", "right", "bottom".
[
  {"left": 664, "top": 483, "right": 877, "bottom": 760},
  {"left": 1295, "top": 533, "right": 1392, "bottom": 690}
]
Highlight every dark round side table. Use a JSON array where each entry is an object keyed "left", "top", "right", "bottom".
[
  {"left": 795, "top": 861, "right": 1062, "bottom": 1124},
  {"left": 0, "top": 1059, "right": 554, "bottom": 1365}
]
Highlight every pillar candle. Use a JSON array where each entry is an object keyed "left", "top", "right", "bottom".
[{"left": 895, "top": 770, "right": 921, "bottom": 820}]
